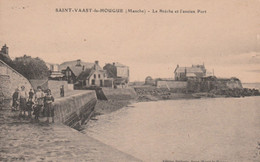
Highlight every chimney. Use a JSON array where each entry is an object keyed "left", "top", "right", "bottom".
[
  {"left": 76, "top": 59, "right": 81, "bottom": 66},
  {"left": 82, "top": 65, "right": 85, "bottom": 71},
  {"left": 94, "top": 60, "right": 99, "bottom": 70},
  {"left": 1, "top": 44, "right": 8, "bottom": 55},
  {"left": 113, "top": 62, "right": 115, "bottom": 66}
]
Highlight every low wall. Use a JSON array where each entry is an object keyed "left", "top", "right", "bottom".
[
  {"left": 102, "top": 87, "right": 137, "bottom": 100},
  {"left": 48, "top": 80, "right": 68, "bottom": 98},
  {"left": 30, "top": 80, "right": 68, "bottom": 98},
  {"left": 157, "top": 80, "right": 187, "bottom": 89},
  {"left": 68, "top": 84, "right": 74, "bottom": 90},
  {"left": 0, "top": 60, "right": 33, "bottom": 99},
  {"left": 53, "top": 91, "right": 97, "bottom": 129}
]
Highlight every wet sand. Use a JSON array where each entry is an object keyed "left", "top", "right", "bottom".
[{"left": 0, "top": 105, "right": 141, "bottom": 162}]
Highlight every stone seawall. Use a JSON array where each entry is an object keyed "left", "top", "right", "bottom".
[
  {"left": 156, "top": 80, "right": 187, "bottom": 89},
  {"left": 53, "top": 91, "right": 97, "bottom": 129}
]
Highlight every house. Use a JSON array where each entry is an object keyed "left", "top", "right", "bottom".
[
  {"left": 45, "top": 62, "right": 64, "bottom": 80},
  {"left": 103, "top": 62, "right": 129, "bottom": 88},
  {"left": 59, "top": 59, "right": 95, "bottom": 84},
  {"left": 0, "top": 60, "right": 33, "bottom": 99},
  {"left": 77, "top": 61, "right": 108, "bottom": 87},
  {"left": 174, "top": 64, "right": 206, "bottom": 81}
]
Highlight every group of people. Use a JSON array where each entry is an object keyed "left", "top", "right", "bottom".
[{"left": 12, "top": 86, "right": 55, "bottom": 123}]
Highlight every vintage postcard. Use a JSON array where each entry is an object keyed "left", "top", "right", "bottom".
[{"left": 0, "top": 0, "right": 260, "bottom": 161}]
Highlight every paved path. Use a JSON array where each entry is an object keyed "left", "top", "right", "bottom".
[{"left": 0, "top": 106, "right": 141, "bottom": 162}]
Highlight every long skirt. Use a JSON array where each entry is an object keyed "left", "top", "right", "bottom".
[
  {"left": 20, "top": 98, "right": 27, "bottom": 111},
  {"left": 45, "top": 103, "right": 54, "bottom": 117},
  {"left": 34, "top": 105, "right": 42, "bottom": 117},
  {"left": 12, "top": 99, "right": 19, "bottom": 108}
]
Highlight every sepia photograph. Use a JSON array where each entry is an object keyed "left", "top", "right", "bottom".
[{"left": 0, "top": 0, "right": 260, "bottom": 161}]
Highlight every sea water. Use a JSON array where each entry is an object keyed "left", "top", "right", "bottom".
[{"left": 84, "top": 97, "right": 260, "bottom": 162}]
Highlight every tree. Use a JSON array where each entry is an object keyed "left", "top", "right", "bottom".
[{"left": 13, "top": 55, "right": 50, "bottom": 80}]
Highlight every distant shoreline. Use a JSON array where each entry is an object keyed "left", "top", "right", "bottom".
[{"left": 92, "top": 85, "right": 260, "bottom": 117}]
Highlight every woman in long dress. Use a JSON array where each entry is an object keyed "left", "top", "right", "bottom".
[{"left": 19, "top": 86, "right": 28, "bottom": 117}]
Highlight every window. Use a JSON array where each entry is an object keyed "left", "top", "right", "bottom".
[
  {"left": 98, "top": 74, "right": 100, "bottom": 78},
  {"left": 94, "top": 74, "right": 96, "bottom": 79},
  {"left": 91, "top": 79, "right": 95, "bottom": 85}
]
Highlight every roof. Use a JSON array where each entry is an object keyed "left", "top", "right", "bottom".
[
  {"left": 77, "top": 68, "right": 94, "bottom": 80},
  {"left": 103, "top": 64, "right": 117, "bottom": 78},
  {"left": 145, "top": 76, "right": 153, "bottom": 80},
  {"left": 59, "top": 60, "right": 95, "bottom": 77},
  {"left": 113, "top": 62, "right": 128, "bottom": 67},
  {"left": 60, "top": 60, "right": 95, "bottom": 69},
  {"left": 68, "top": 66, "right": 85, "bottom": 77},
  {"left": 175, "top": 67, "right": 204, "bottom": 73}
]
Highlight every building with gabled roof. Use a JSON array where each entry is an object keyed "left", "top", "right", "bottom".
[
  {"left": 174, "top": 64, "right": 206, "bottom": 81},
  {"left": 103, "top": 62, "right": 129, "bottom": 88},
  {"left": 60, "top": 59, "right": 95, "bottom": 76},
  {"left": 77, "top": 61, "right": 107, "bottom": 87},
  {"left": 59, "top": 59, "right": 97, "bottom": 84}
]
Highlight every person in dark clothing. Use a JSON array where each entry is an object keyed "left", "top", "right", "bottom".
[
  {"left": 12, "top": 88, "right": 20, "bottom": 111},
  {"left": 60, "top": 85, "right": 64, "bottom": 97},
  {"left": 29, "top": 89, "right": 34, "bottom": 100},
  {"left": 26, "top": 98, "right": 34, "bottom": 118},
  {"left": 44, "top": 89, "right": 55, "bottom": 123}
]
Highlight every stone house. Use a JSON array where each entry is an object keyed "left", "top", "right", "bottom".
[
  {"left": 174, "top": 64, "right": 206, "bottom": 81},
  {"left": 59, "top": 59, "right": 95, "bottom": 84},
  {"left": 77, "top": 61, "right": 107, "bottom": 87},
  {"left": 0, "top": 60, "right": 33, "bottom": 99},
  {"left": 103, "top": 62, "right": 130, "bottom": 87}
]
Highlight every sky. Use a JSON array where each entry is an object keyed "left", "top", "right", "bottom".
[{"left": 0, "top": 0, "right": 259, "bottom": 82}]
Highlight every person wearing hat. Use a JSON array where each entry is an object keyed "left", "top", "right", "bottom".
[
  {"left": 19, "top": 86, "right": 28, "bottom": 117},
  {"left": 34, "top": 86, "right": 45, "bottom": 121},
  {"left": 44, "top": 89, "right": 55, "bottom": 123}
]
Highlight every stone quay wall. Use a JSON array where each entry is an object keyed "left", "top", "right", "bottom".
[
  {"left": 102, "top": 87, "right": 137, "bottom": 100},
  {"left": 156, "top": 80, "right": 188, "bottom": 89},
  {"left": 53, "top": 91, "right": 97, "bottom": 129}
]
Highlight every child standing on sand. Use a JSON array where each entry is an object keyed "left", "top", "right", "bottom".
[{"left": 44, "top": 89, "right": 55, "bottom": 123}]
